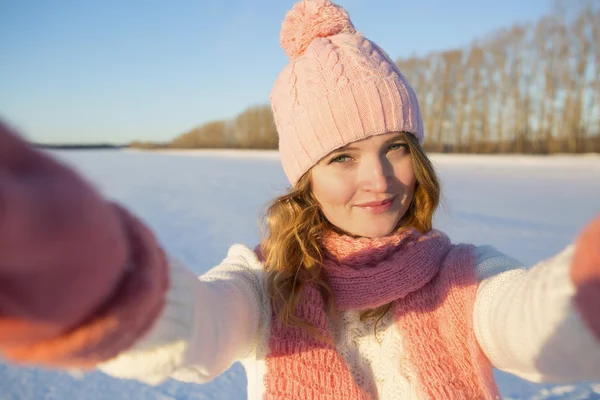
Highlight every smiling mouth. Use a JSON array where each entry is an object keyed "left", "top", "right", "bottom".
[{"left": 356, "top": 197, "right": 396, "bottom": 208}]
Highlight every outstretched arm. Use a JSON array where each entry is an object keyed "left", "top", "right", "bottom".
[
  {"left": 0, "top": 122, "right": 168, "bottom": 367},
  {"left": 97, "top": 244, "right": 264, "bottom": 385},
  {"left": 473, "top": 216, "right": 600, "bottom": 383},
  {"left": 0, "top": 122, "right": 264, "bottom": 385}
]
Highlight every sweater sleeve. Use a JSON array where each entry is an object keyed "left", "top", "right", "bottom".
[
  {"left": 97, "top": 244, "right": 265, "bottom": 385},
  {"left": 472, "top": 245, "right": 600, "bottom": 383}
]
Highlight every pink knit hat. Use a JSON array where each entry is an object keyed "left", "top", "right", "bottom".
[{"left": 271, "top": 0, "right": 425, "bottom": 186}]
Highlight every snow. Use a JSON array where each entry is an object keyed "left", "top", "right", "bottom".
[{"left": 1, "top": 149, "right": 599, "bottom": 400}]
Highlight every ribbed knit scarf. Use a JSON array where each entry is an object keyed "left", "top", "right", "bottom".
[{"left": 262, "top": 228, "right": 500, "bottom": 399}]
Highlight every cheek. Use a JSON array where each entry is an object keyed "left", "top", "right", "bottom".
[
  {"left": 395, "top": 158, "right": 417, "bottom": 192},
  {"left": 311, "top": 171, "right": 354, "bottom": 207}
]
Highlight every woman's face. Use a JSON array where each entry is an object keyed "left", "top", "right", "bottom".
[{"left": 311, "top": 132, "right": 416, "bottom": 238}]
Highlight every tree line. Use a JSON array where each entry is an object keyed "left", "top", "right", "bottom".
[{"left": 131, "top": 1, "right": 600, "bottom": 154}]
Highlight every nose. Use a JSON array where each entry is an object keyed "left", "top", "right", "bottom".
[{"left": 359, "top": 155, "right": 392, "bottom": 192}]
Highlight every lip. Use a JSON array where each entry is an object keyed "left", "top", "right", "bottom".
[{"left": 355, "top": 196, "right": 396, "bottom": 214}]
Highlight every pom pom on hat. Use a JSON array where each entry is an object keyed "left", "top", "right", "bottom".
[{"left": 280, "top": 0, "right": 356, "bottom": 60}]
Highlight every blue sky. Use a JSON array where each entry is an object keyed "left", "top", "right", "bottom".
[{"left": 1, "top": 0, "right": 551, "bottom": 144}]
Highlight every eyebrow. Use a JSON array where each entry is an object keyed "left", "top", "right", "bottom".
[
  {"left": 383, "top": 133, "right": 407, "bottom": 144},
  {"left": 328, "top": 144, "right": 359, "bottom": 155},
  {"left": 324, "top": 134, "right": 408, "bottom": 160}
]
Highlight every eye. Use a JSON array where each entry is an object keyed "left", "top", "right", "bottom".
[
  {"left": 328, "top": 154, "right": 351, "bottom": 164},
  {"left": 387, "top": 143, "right": 408, "bottom": 153}
]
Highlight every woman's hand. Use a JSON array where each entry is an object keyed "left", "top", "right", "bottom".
[
  {"left": 0, "top": 122, "right": 129, "bottom": 346},
  {"left": 571, "top": 214, "right": 600, "bottom": 340}
]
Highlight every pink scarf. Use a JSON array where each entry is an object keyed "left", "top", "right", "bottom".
[{"left": 262, "top": 228, "right": 500, "bottom": 399}]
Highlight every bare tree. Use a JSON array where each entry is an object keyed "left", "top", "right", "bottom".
[{"left": 133, "top": 1, "right": 600, "bottom": 153}]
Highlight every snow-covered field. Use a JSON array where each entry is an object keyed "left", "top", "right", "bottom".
[{"left": 1, "top": 149, "right": 599, "bottom": 400}]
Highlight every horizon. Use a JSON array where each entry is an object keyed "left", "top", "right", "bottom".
[{"left": 2, "top": 0, "right": 552, "bottom": 145}]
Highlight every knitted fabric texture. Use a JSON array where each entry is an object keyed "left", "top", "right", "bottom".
[
  {"left": 271, "top": 0, "right": 424, "bottom": 186},
  {"left": 1, "top": 205, "right": 170, "bottom": 368},
  {"left": 263, "top": 228, "right": 500, "bottom": 399},
  {"left": 571, "top": 214, "right": 600, "bottom": 342}
]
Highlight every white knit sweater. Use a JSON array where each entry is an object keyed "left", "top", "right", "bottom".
[{"left": 97, "top": 244, "right": 600, "bottom": 399}]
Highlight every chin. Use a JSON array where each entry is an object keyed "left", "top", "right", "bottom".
[
  {"left": 351, "top": 223, "right": 397, "bottom": 238},
  {"left": 330, "top": 213, "right": 404, "bottom": 238}
]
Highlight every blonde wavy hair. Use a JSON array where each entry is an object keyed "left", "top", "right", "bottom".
[{"left": 259, "top": 132, "right": 440, "bottom": 341}]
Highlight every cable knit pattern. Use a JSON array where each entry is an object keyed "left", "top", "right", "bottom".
[
  {"left": 263, "top": 228, "right": 499, "bottom": 399},
  {"left": 334, "top": 308, "right": 409, "bottom": 398},
  {"left": 271, "top": 0, "right": 424, "bottom": 185},
  {"left": 96, "top": 242, "right": 600, "bottom": 398}
]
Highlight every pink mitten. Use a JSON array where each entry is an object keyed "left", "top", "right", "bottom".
[
  {"left": 0, "top": 122, "right": 168, "bottom": 367},
  {"left": 570, "top": 214, "right": 600, "bottom": 341}
]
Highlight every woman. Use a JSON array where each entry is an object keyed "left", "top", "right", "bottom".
[{"left": 0, "top": 1, "right": 599, "bottom": 398}]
